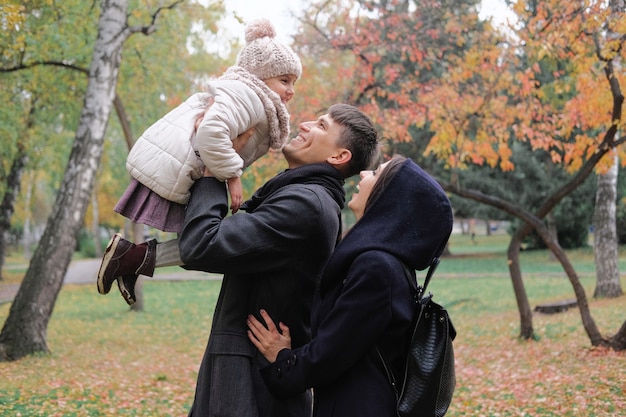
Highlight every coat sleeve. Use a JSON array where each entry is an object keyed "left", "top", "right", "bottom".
[
  {"left": 126, "top": 93, "right": 207, "bottom": 204},
  {"left": 258, "top": 253, "right": 403, "bottom": 398},
  {"left": 195, "top": 82, "right": 266, "bottom": 181},
  {"left": 178, "top": 177, "right": 339, "bottom": 274}
]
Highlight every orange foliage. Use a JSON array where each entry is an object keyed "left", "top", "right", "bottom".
[{"left": 289, "top": 0, "right": 626, "bottom": 177}]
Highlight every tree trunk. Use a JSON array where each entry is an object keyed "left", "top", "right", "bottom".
[
  {"left": 506, "top": 210, "right": 607, "bottom": 347},
  {"left": 0, "top": 0, "right": 131, "bottom": 361},
  {"left": 22, "top": 175, "right": 33, "bottom": 260},
  {"left": 595, "top": 0, "right": 624, "bottom": 298},
  {"left": 534, "top": 225, "right": 608, "bottom": 347},
  {"left": 507, "top": 231, "right": 534, "bottom": 339},
  {"left": 113, "top": 94, "right": 145, "bottom": 311},
  {"left": 443, "top": 184, "right": 611, "bottom": 348},
  {"left": 546, "top": 211, "right": 558, "bottom": 261},
  {"left": 91, "top": 185, "right": 103, "bottom": 258},
  {"left": 0, "top": 144, "right": 28, "bottom": 281},
  {"left": 130, "top": 222, "right": 145, "bottom": 311},
  {"left": 610, "top": 320, "right": 626, "bottom": 351},
  {"left": 593, "top": 153, "right": 623, "bottom": 298}
]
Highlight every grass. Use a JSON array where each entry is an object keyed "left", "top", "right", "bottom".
[{"left": 0, "top": 233, "right": 625, "bottom": 416}]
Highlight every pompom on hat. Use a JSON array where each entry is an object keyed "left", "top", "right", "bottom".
[{"left": 236, "top": 19, "right": 302, "bottom": 81}]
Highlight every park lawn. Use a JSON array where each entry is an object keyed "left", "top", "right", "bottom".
[{"left": 0, "top": 234, "right": 625, "bottom": 416}]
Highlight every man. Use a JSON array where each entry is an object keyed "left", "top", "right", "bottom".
[
  {"left": 99, "top": 104, "right": 379, "bottom": 416},
  {"left": 181, "top": 104, "right": 378, "bottom": 417}
]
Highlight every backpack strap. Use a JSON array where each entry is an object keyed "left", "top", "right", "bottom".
[
  {"left": 418, "top": 257, "right": 440, "bottom": 299},
  {"left": 399, "top": 257, "right": 440, "bottom": 299},
  {"left": 375, "top": 257, "right": 440, "bottom": 399}
]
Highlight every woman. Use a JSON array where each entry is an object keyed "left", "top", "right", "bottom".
[{"left": 247, "top": 155, "right": 453, "bottom": 416}]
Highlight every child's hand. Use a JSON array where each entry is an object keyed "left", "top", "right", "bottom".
[
  {"left": 227, "top": 176, "right": 243, "bottom": 214},
  {"left": 233, "top": 127, "right": 255, "bottom": 153}
]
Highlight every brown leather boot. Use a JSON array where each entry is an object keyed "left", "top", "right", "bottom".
[
  {"left": 117, "top": 240, "right": 157, "bottom": 305},
  {"left": 97, "top": 234, "right": 157, "bottom": 303}
]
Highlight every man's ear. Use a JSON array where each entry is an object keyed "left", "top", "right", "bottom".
[{"left": 327, "top": 149, "right": 352, "bottom": 166}]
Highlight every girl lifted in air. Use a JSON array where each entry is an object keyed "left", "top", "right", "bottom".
[{"left": 97, "top": 19, "right": 302, "bottom": 305}]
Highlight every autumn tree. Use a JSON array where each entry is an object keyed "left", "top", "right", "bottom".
[
  {"left": 287, "top": 0, "right": 494, "bottom": 211},
  {"left": 1, "top": 0, "right": 229, "bottom": 311},
  {"left": 0, "top": 2, "right": 89, "bottom": 277},
  {"left": 293, "top": 0, "right": 626, "bottom": 349},
  {"left": 450, "top": 1, "right": 626, "bottom": 348},
  {"left": 429, "top": 0, "right": 626, "bottom": 348},
  {"left": 0, "top": 0, "right": 230, "bottom": 361},
  {"left": 470, "top": 0, "right": 626, "bottom": 348}
]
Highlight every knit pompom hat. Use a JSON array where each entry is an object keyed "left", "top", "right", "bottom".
[{"left": 236, "top": 19, "right": 302, "bottom": 80}]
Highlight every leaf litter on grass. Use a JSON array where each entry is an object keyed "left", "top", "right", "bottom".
[
  {"left": 449, "top": 303, "right": 625, "bottom": 417},
  {"left": 1, "top": 273, "right": 624, "bottom": 416},
  {"left": 0, "top": 281, "right": 216, "bottom": 417}
]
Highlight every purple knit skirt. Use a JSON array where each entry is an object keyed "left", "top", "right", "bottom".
[{"left": 114, "top": 179, "right": 185, "bottom": 233}]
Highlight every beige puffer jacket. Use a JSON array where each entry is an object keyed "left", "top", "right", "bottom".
[{"left": 126, "top": 79, "right": 274, "bottom": 204}]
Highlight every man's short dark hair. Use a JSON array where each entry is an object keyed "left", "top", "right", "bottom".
[{"left": 328, "top": 104, "right": 379, "bottom": 178}]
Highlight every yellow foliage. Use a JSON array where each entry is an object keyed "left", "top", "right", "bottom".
[
  {"left": 0, "top": 3, "right": 25, "bottom": 31},
  {"left": 594, "top": 149, "right": 618, "bottom": 175}
]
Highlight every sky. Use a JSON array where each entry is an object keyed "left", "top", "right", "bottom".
[
  {"left": 220, "top": 0, "right": 306, "bottom": 43},
  {"left": 221, "top": 0, "right": 515, "bottom": 44}
]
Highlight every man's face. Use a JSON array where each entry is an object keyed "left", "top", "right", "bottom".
[{"left": 282, "top": 113, "right": 344, "bottom": 168}]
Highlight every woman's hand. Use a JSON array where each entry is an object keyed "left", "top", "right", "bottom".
[{"left": 247, "top": 309, "right": 291, "bottom": 363}]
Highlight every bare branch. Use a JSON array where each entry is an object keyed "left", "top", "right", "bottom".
[
  {"left": 0, "top": 61, "right": 88, "bottom": 74},
  {"left": 128, "top": 0, "right": 185, "bottom": 35}
]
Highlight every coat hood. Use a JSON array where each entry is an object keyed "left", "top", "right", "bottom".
[{"left": 326, "top": 159, "right": 453, "bottom": 276}]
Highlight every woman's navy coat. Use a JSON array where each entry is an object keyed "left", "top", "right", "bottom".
[{"left": 259, "top": 159, "right": 454, "bottom": 417}]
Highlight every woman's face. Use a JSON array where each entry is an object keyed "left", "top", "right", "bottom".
[{"left": 348, "top": 161, "right": 391, "bottom": 221}]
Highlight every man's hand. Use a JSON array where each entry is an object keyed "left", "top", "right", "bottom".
[
  {"left": 194, "top": 96, "right": 215, "bottom": 131},
  {"left": 233, "top": 127, "right": 255, "bottom": 153},
  {"left": 203, "top": 128, "right": 255, "bottom": 178}
]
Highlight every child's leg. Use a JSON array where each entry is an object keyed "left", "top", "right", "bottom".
[
  {"left": 117, "top": 239, "right": 183, "bottom": 305},
  {"left": 97, "top": 234, "right": 156, "bottom": 303},
  {"left": 97, "top": 235, "right": 186, "bottom": 305},
  {"left": 155, "top": 239, "right": 183, "bottom": 267}
]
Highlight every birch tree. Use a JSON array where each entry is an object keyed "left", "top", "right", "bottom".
[
  {"left": 593, "top": 0, "right": 625, "bottom": 299},
  {"left": 594, "top": 153, "right": 622, "bottom": 298},
  {"left": 0, "top": 0, "right": 183, "bottom": 361}
]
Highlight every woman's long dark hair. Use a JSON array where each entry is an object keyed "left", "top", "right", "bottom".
[{"left": 364, "top": 155, "right": 407, "bottom": 214}]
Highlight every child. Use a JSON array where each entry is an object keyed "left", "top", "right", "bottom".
[
  {"left": 118, "top": 18, "right": 300, "bottom": 228},
  {"left": 97, "top": 19, "right": 301, "bottom": 304}
]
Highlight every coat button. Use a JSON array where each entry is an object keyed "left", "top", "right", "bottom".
[
  {"left": 276, "top": 367, "right": 282, "bottom": 378},
  {"left": 290, "top": 354, "right": 297, "bottom": 366}
]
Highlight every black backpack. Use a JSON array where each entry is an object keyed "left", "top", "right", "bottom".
[{"left": 376, "top": 258, "right": 457, "bottom": 417}]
